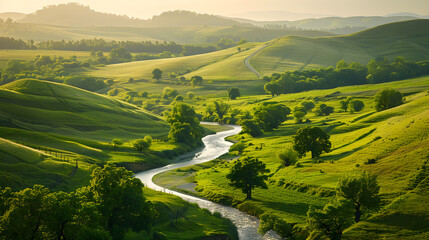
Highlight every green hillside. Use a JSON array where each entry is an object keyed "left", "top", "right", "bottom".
[
  {"left": 251, "top": 19, "right": 429, "bottom": 76},
  {"left": 0, "top": 79, "right": 169, "bottom": 141},
  {"left": 154, "top": 76, "right": 429, "bottom": 239}
]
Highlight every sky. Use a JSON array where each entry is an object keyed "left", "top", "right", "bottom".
[{"left": 0, "top": 0, "right": 428, "bottom": 20}]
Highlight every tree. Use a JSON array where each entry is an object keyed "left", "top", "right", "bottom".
[
  {"left": 229, "top": 142, "right": 246, "bottom": 154},
  {"left": 306, "top": 200, "right": 354, "bottom": 240},
  {"left": 152, "top": 68, "right": 163, "bottom": 80},
  {"left": 253, "top": 104, "right": 291, "bottom": 131},
  {"left": 293, "top": 111, "right": 306, "bottom": 123},
  {"left": 264, "top": 82, "right": 281, "bottom": 96},
  {"left": 213, "top": 101, "right": 230, "bottom": 120},
  {"left": 301, "top": 101, "right": 315, "bottom": 112},
  {"left": 226, "top": 157, "right": 270, "bottom": 199},
  {"left": 340, "top": 97, "right": 352, "bottom": 111},
  {"left": 167, "top": 103, "right": 202, "bottom": 144},
  {"left": 133, "top": 138, "right": 151, "bottom": 152},
  {"left": 162, "top": 87, "right": 179, "bottom": 99},
  {"left": 238, "top": 38, "right": 247, "bottom": 45},
  {"left": 374, "top": 88, "right": 403, "bottom": 111},
  {"left": 190, "top": 75, "right": 203, "bottom": 86},
  {"left": 111, "top": 138, "right": 123, "bottom": 151},
  {"left": 278, "top": 149, "right": 299, "bottom": 167},
  {"left": 187, "top": 92, "right": 195, "bottom": 99},
  {"left": 241, "top": 120, "right": 263, "bottom": 137},
  {"left": 315, "top": 104, "right": 334, "bottom": 116},
  {"left": 293, "top": 126, "right": 331, "bottom": 158},
  {"left": 227, "top": 88, "right": 241, "bottom": 100},
  {"left": 337, "top": 172, "right": 380, "bottom": 223},
  {"left": 89, "top": 163, "right": 155, "bottom": 239},
  {"left": 348, "top": 99, "right": 365, "bottom": 113}
]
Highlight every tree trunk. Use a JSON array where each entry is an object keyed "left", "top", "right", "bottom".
[
  {"left": 246, "top": 188, "right": 252, "bottom": 200},
  {"left": 354, "top": 205, "right": 361, "bottom": 222}
]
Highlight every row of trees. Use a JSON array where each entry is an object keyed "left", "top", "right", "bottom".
[
  {"left": 0, "top": 36, "right": 218, "bottom": 56},
  {"left": 263, "top": 57, "right": 429, "bottom": 96},
  {"left": 0, "top": 164, "right": 155, "bottom": 240}
]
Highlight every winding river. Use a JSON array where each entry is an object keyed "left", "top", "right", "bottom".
[{"left": 134, "top": 123, "right": 280, "bottom": 240}]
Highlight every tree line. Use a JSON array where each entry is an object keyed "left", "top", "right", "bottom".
[{"left": 263, "top": 57, "right": 429, "bottom": 96}]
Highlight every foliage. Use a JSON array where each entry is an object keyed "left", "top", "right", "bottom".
[
  {"left": 227, "top": 88, "right": 241, "bottom": 100},
  {"left": 315, "top": 104, "right": 334, "bottom": 116},
  {"left": 226, "top": 157, "right": 270, "bottom": 199},
  {"left": 348, "top": 99, "right": 365, "bottom": 113},
  {"left": 190, "top": 75, "right": 203, "bottom": 86},
  {"left": 258, "top": 214, "right": 299, "bottom": 239},
  {"left": 0, "top": 164, "right": 155, "bottom": 240},
  {"left": 306, "top": 200, "right": 354, "bottom": 240},
  {"left": 213, "top": 101, "right": 230, "bottom": 120},
  {"left": 293, "top": 126, "right": 332, "bottom": 158},
  {"left": 133, "top": 137, "right": 152, "bottom": 152},
  {"left": 161, "top": 87, "right": 179, "bottom": 99},
  {"left": 301, "top": 101, "right": 316, "bottom": 112},
  {"left": 337, "top": 172, "right": 381, "bottom": 222},
  {"left": 264, "top": 57, "right": 429, "bottom": 95},
  {"left": 374, "top": 88, "right": 403, "bottom": 111},
  {"left": 253, "top": 104, "right": 291, "bottom": 131},
  {"left": 240, "top": 120, "right": 263, "bottom": 137},
  {"left": 152, "top": 68, "right": 163, "bottom": 80},
  {"left": 186, "top": 92, "right": 195, "bottom": 99},
  {"left": 174, "top": 95, "right": 184, "bottom": 101},
  {"left": 111, "top": 138, "right": 123, "bottom": 151},
  {"left": 293, "top": 110, "right": 307, "bottom": 123},
  {"left": 167, "top": 103, "right": 202, "bottom": 144},
  {"left": 229, "top": 142, "right": 245, "bottom": 154},
  {"left": 278, "top": 148, "right": 299, "bottom": 167},
  {"left": 264, "top": 82, "right": 282, "bottom": 96}
]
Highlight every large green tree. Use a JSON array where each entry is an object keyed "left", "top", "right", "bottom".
[
  {"left": 306, "top": 200, "right": 354, "bottom": 240},
  {"left": 337, "top": 172, "right": 380, "bottom": 223},
  {"left": 264, "top": 82, "right": 281, "bottom": 96},
  {"left": 226, "top": 157, "right": 270, "bottom": 200},
  {"left": 190, "top": 76, "right": 203, "bottom": 86},
  {"left": 213, "top": 101, "right": 230, "bottom": 120},
  {"left": 167, "top": 103, "right": 202, "bottom": 144},
  {"left": 90, "top": 163, "right": 155, "bottom": 239},
  {"left": 253, "top": 104, "right": 290, "bottom": 131},
  {"left": 374, "top": 88, "right": 403, "bottom": 111},
  {"left": 293, "top": 126, "right": 332, "bottom": 158}
]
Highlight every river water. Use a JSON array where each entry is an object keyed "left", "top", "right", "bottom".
[{"left": 134, "top": 123, "right": 280, "bottom": 240}]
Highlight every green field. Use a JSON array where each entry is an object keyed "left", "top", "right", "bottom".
[
  {"left": 154, "top": 76, "right": 429, "bottom": 239},
  {"left": 251, "top": 19, "right": 429, "bottom": 75}
]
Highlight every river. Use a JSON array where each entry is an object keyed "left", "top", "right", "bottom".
[{"left": 134, "top": 123, "right": 280, "bottom": 240}]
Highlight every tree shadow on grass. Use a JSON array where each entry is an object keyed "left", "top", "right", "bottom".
[
  {"left": 366, "top": 212, "right": 429, "bottom": 232},
  {"left": 319, "top": 142, "right": 371, "bottom": 162}
]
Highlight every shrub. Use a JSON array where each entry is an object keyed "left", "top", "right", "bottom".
[{"left": 278, "top": 149, "right": 299, "bottom": 167}]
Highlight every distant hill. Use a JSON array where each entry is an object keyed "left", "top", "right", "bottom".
[
  {"left": 232, "top": 16, "right": 419, "bottom": 34},
  {"left": 0, "top": 12, "right": 26, "bottom": 21},
  {"left": 18, "top": 3, "right": 246, "bottom": 28},
  {"left": 250, "top": 19, "right": 429, "bottom": 75}
]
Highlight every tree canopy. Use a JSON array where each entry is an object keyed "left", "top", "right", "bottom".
[
  {"left": 293, "top": 126, "right": 332, "bottom": 158},
  {"left": 227, "top": 88, "right": 241, "bottom": 100},
  {"left": 152, "top": 68, "right": 163, "bottom": 80},
  {"left": 337, "top": 171, "right": 380, "bottom": 222},
  {"left": 226, "top": 157, "right": 270, "bottom": 200},
  {"left": 167, "top": 102, "right": 202, "bottom": 144},
  {"left": 374, "top": 88, "right": 403, "bottom": 111}
]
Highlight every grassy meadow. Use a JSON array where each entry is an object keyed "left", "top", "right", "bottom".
[{"left": 154, "top": 75, "right": 429, "bottom": 239}]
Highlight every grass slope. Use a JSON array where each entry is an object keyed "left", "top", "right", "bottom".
[
  {"left": 154, "top": 76, "right": 429, "bottom": 238},
  {"left": 251, "top": 19, "right": 429, "bottom": 75}
]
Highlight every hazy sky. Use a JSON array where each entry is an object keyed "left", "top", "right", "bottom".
[{"left": 1, "top": 0, "right": 428, "bottom": 20}]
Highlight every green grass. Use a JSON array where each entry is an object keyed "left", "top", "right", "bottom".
[
  {"left": 251, "top": 19, "right": 429, "bottom": 76},
  {"left": 0, "top": 49, "right": 94, "bottom": 68},
  {"left": 154, "top": 76, "right": 429, "bottom": 238},
  {"left": 125, "top": 188, "right": 238, "bottom": 240}
]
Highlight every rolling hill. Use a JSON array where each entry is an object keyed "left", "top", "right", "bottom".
[{"left": 250, "top": 19, "right": 429, "bottom": 76}]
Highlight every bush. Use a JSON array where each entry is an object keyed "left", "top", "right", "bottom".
[
  {"left": 374, "top": 88, "right": 403, "bottom": 111},
  {"left": 349, "top": 99, "right": 365, "bottom": 113},
  {"left": 278, "top": 149, "right": 299, "bottom": 167}
]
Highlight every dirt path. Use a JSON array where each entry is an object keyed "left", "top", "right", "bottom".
[{"left": 244, "top": 43, "right": 272, "bottom": 78}]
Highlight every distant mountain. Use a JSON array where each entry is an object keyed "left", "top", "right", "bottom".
[
  {"left": 18, "top": 3, "right": 246, "bottom": 28},
  {"left": 386, "top": 12, "right": 429, "bottom": 18},
  {"left": 0, "top": 12, "right": 26, "bottom": 21},
  {"left": 229, "top": 10, "right": 330, "bottom": 21},
  {"left": 231, "top": 16, "right": 419, "bottom": 34}
]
